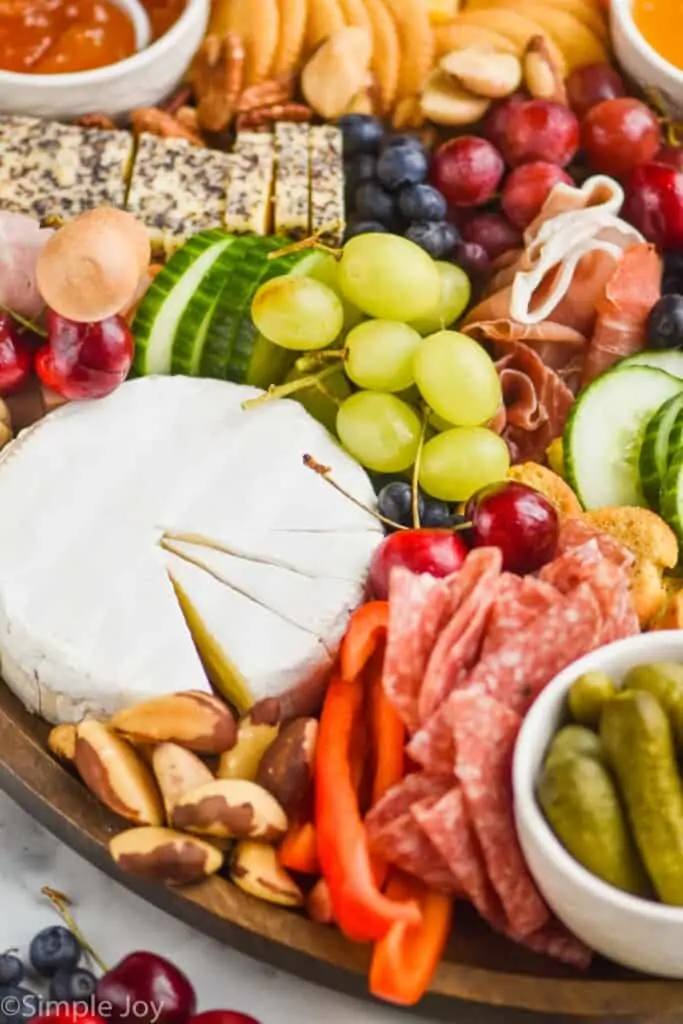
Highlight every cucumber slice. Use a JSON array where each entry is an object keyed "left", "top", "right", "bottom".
[
  {"left": 639, "top": 393, "right": 683, "bottom": 509},
  {"left": 661, "top": 449, "right": 683, "bottom": 543},
  {"left": 620, "top": 350, "right": 683, "bottom": 379},
  {"left": 171, "top": 239, "right": 241, "bottom": 376},
  {"left": 133, "top": 230, "right": 232, "bottom": 376},
  {"left": 565, "top": 365, "right": 683, "bottom": 509}
]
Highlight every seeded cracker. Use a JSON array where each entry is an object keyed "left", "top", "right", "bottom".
[
  {"left": 309, "top": 125, "right": 345, "bottom": 245},
  {"left": 0, "top": 116, "right": 133, "bottom": 222}
]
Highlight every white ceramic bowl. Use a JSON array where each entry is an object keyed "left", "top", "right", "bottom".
[
  {"left": 611, "top": 0, "right": 683, "bottom": 116},
  {"left": 513, "top": 630, "right": 683, "bottom": 978},
  {"left": 0, "top": 0, "right": 209, "bottom": 121}
]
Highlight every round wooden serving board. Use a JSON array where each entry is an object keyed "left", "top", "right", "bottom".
[{"left": 0, "top": 684, "right": 682, "bottom": 1022}]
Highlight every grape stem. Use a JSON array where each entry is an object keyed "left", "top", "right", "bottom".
[
  {"left": 41, "top": 886, "right": 109, "bottom": 974},
  {"left": 241, "top": 365, "right": 341, "bottom": 409},
  {"left": 268, "top": 231, "right": 341, "bottom": 261},
  {"left": 411, "top": 407, "right": 429, "bottom": 530},
  {"left": 294, "top": 350, "right": 344, "bottom": 374},
  {"left": 303, "top": 454, "right": 409, "bottom": 532},
  {"left": 0, "top": 303, "right": 47, "bottom": 338}
]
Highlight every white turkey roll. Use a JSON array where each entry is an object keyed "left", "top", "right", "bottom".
[{"left": 0, "top": 377, "right": 383, "bottom": 724}]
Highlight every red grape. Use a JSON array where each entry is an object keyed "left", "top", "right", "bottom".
[
  {"left": 482, "top": 93, "right": 527, "bottom": 151},
  {"left": 452, "top": 241, "right": 491, "bottom": 279},
  {"left": 566, "top": 62, "right": 626, "bottom": 118},
  {"left": 498, "top": 100, "right": 580, "bottom": 168},
  {"left": 0, "top": 315, "right": 33, "bottom": 395},
  {"left": 461, "top": 212, "right": 522, "bottom": 259},
  {"left": 581, "top": 97, "right": 661, "bottom": 179},
  {"left": 465, "top": 481, "right": 559, "bottom": 574},
  {"left": 431, "top": 136, "right": 505, "bottom": 207},
  {"left": 656, "top": 144, "right": 683, "bottom": 172},
  {"left": 622, "top": 161, "right": 683, "bottom": 250},
  {"left": 501, "top": 161, "right": 573, "bottom": 230}
]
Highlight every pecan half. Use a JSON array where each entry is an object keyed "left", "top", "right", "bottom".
[
  {"left": 236, "top": 102, "right": 312, "bottom": 131},
  {"left": 130, "top": 107, "right": 205, "bottom": 146},
  {"left": 236, "top": 76, "right": 293, "bottom": 114},
  {"left": 192, "top": 31, "right": 245, "bottom": 133},
  {"left": 76, "top": 112, "right": 116, "bottom": 130}
]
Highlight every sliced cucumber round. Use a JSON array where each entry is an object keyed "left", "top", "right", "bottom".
[
  {"left": 661, "top": 449, "right": 683, "bottom": 544},
  {"left": 565, "top": 365, "right": 683, "bottom": 510},
  {"left": 620, "top": 350, "right": 683, "bottom": 379},
  {"left": 639, "top": 392, "right": 683, "bottom": 510}
]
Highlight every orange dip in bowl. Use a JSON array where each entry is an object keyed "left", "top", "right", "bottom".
[{"left": 632, "top": 0, "right": 683, "bottom": 71}]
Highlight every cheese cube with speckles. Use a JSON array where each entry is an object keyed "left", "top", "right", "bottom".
[
  {"left": 273, "top": 122, "right": 310, "bottom": 240},
  {"left": 309, "top": 125, "right": 345, "bottom": 245}
]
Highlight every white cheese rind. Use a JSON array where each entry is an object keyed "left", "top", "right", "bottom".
[{"left": 0, "top": 378, "right": 381, "bottom": 723}]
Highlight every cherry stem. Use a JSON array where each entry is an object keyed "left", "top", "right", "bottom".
[
  {"left": 0, "top": 303, "right": 47, "bottom": 338},
  {"left": 41, "top": 886, "right": 109, "bottom": 974},
  {"left": 411, "top": 406, "right": 429, "bottom": 530},
  {"left": 294, "top": 350, "right": 344, "bottom": 374},
  {"left": 303, "top": 454, "right": 408, "bottom": 531},
  {"left": 242, "top": 365, "right": 340, "bottom": 409}
]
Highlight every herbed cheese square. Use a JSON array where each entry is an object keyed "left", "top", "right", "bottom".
[
  {"left": 309, "top": 125, "right": 345, "bottom": 245},
  {"left": 0, "top": 116, "right": 133, "bottom": 221},
  {"left": 273, "top": 122, "right": 310, "bottom": 240},
  {"left": 126, "top": 133, "right": 231, "bottom": 255},
  {"left": 225, "top": 132, "right": 275, "bottom": 236}
]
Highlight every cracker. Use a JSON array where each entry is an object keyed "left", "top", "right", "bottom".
[
  {"left": 271, "top": 0, "right": 309, "bottom": 77},
  {"left": 434, "top": 22, "right": 519, "bottom": 56},
  {"left": 465, "top": 0, "right": 608, "bottom": 42},
  {"left": 339, "top": 0, "right": 371, "bottom": 30},
  {"left": 304, "top": 0, "right": 346, "bottom": 54},
  {"left": 507, "top": 463, "right": 582, "bottom": 518},
  {"left": 362, "top": 0, "right": 401, "bottom": 114},
  {"left": 469, "top": 1, "right": 607, "bottom": 69},
  {"left": 384, "top": 0, "right": 434, "bottom": 102},
  {"left": 453, "top": 10, "right": 566, "bottom": 75},
  {"left": 211, "top": 0, "right": 281, "bottom": 83}
]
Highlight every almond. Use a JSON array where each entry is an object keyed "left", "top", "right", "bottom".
[
  {"left": 151, "top": 743, "right": 214, "bottom": 821},
  {"left": 230, "top": 841, "right": 303, "bottom": 907},
  {"left": 75, "top": 720, "right": 164, "bottom": 826},
  {"left": 110, "top": 826, "right": 223, "bottom": 885},
  {"left": 301, "top": 26, "right": 373, "bottom": 120},
  {"left": 48, "top": 723, "right": 77, "bottom": 762},
  {"left": 171, "top": 778, "right": 288, "bottom": 842},
  {"left": 420, "top": 68, "right": 490, "bottom": 126},
  {"left": 440, "top": 47, "right": 522, "bottom": 99},
  {"left": 255, "top": 718, "right": 318, "bottom": 816},
  {"left": 523, "top": 35, "right": 567, "bottom": 105},
  {"left": 110, "top": 691, "right": 237, "bottom": 755}
]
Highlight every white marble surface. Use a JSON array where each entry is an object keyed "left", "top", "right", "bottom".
[{"left": 0, "top": 791, "right": 467, "bottom": 1024}]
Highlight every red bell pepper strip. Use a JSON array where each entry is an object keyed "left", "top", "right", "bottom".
[
  {"left": 369, "top": 660, "right": 406, "bottom": 806},
  {"left": 369, "top": 871, "right": 453, "bottom": 1007},
  {"left": 278, "top": 821, "right": 320, "bottom": 875},
  {"left": 340, "top": 601, "right": 389, "bottom": 682},
  {"left": 316, "top": 672, "right": 421, "bottom": 943}
]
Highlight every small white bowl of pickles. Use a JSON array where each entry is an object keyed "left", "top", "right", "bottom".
[{"left": 514, "top": 630, "right": 683, "bottom": 978}]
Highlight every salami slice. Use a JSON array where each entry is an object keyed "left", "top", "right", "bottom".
[
  {"left": 413, "top": 785, "right": 505, "bottom": 929},
  {"left": 463, "top": 582, "right": 603, "bottom": 714},
  {"left": 515, "top": 919, "right": 592, "bottom": 970},
  {"left": 451, "top": 691, "right": 549, "bottom": 937},
  {"left": 557, "top": 517, "right": 635, "bottom": 571},
  {"left": 364, "top": 772, "right": 453, "bottom": 840},
  {"left": 419, "top": 548, "right": 503, "bottom": 723},
  {"left": 382, "top": 568, "right": 453, "bottom": 734},
  {"left": 406, "top": 698, "right": 457, "bottom": 775},
  {"left": 481, "top": 573, "right": 559, "bottom": 658}
]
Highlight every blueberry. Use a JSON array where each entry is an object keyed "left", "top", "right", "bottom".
[
  {"left": 29, "top": 927, "right": 81, "bottom": 978},
  {"left": 355, "top": 182, "right": 398, "bottom": 228},
  {"left": 0, "top": 986, "right": 38, "bottom": 1024},
  {"left": 377, "top": 481, "right": 423, "bottom": 530},
  {"left": 0, "top": 957, "right": 23, "bottom": 987},
  {"left": 344, "top": 154, "right": 377, "bottom": 197},
  {"left": 405, "top": 221, "right": 458, "bottom": 259},
  {"left": 344, "top": 220, "right": 388, "bottom": 241},
  {"left": 338, "top": 114, "right": 383, "bottom": 156},
  {"left": 398, "top": 184, "right": 447, "bottom": 222},
  {"left": 646, "top": 294, "right": 683, "bottom": 350},
  {"left": 376, "top": 144, "right": 429, "bottom": 192},
  {"left": 421, "top": 499, "right": 456, "bottom": 530},
  {"left": 49, "top": 968, "right": 97, "bottom": 1003},
  {"left": 382, "top": 133, "right": 426, "bottom": 155}
]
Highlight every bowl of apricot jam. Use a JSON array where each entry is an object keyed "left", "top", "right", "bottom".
[
  {"left": 612, "top": 0, "right": 683, "bottom": 115},
  {"left": 0, "top": 0, "right": 209, "bottom": 120}
]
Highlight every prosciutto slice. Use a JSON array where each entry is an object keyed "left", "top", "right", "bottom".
[{"left": 0, "top": 211, "right": 53, "bottom": 318}]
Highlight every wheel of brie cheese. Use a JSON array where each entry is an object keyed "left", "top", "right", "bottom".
[{"left": 0, "top": 377, "right": 383, "bottom": 724}]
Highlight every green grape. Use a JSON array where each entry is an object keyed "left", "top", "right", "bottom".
[
  {"left": 252, "top": 276, "right": 343, "bottom": 350},
  {"left": 345, "top": 320, "right": 421, "bottom": 392},
  {"left": 419, "top": 427, "right": 510, "bottom": 501},
  {"left": 284, "top": 365, "right": 351, "bottom": 435},
  {"left": 307, "top": 253, "right": 364, "bottom": 332},
  {"left": 338, "top": 234, "right": 441, "bottom": 322},
  {"left": 408, "top": 262, "right": 471, "bottom": 335},
  {"left": 414, "top": 330, "right": 501, "bottom": 426},
  {"left": 336, "top": 391, "right": 421, "bottom": 473}
]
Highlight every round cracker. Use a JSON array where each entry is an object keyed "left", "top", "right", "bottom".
[
  {"left": 304, "top": 0, "right": 346, "bottom": 54},
  {"left": 271, "top": 0, "right": 309, "bottom": 76},
  {"left": 339, "top": 0, "right": 371, "bottom": 29},
  {"left": 454, "top": 9, "right": 567, "bottom": 74},
  {"left": 507, "top": 463, "right": 582, "bottom": 517},
  {"left": 434, "top": 22, "right": 519, "bottom": 55},
  {"left": 466, "top": 0, "right": 608, "bottom": 43},
  {"left": 384, "top": 0, "right": 434, "bottom": 100},
  {"left": 468, "top": 2, "right": 607, "bottom": 68},
  {"left": 363, "top": 0, "right": 401, "bottom": 113},
  {"left": 213, "top": 0, "right": 281, "bottom": 83}
]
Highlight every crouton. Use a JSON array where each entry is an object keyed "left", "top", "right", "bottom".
[
  {"left": 507, "top": 462, "right": 582, "bottom": 518},
  {"left": 582, "top": 507, "right": 678, "bottom": 627},
  {"left": 652, "top": 591, "right": 683, "bottom": 631}
]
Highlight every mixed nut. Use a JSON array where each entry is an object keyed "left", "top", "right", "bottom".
[{"left": 47, "top": 691, "right": 318, "bottom": 907}]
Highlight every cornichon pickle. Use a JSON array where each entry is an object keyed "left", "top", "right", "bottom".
[
  {"left": 568, "top": 671, "right": 617, "bottom": 728},
  {"left": 601, "top": 689, "right": 683, "bottom": 905},
  {"left": 623, "top": 662, "right": 683, "bottom": 748},
  {"left": 538, "top": 752, "right": 649, "bottom": 896},
  {"left": 545, "top": 725, "right": 604, "bottom": 767}
]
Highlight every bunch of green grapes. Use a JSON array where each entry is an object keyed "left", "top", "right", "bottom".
[{"left": 251, "top": 233, "right": 509, "bottom": 501}]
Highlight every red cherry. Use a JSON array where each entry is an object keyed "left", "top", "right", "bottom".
[
  {"left": 96, "top": 952, "right": 196, "bottom": 1024},
  {"left": 565, "top": 62, "right": 626, "bottom": 118},
  {"left": 465, "top": 481, "right": 559, "bottom": 574},
  {"left": 48, "top": 310, "right": 133, "bottom": 377},
  {"left": 497, "top": 100, "right": 580, "bottom": 168},
  {"left": 622, "top": 162, "right": 683, "bottom": 250},
  {"left": 35, "top": 345, "right": 125, "bottom": 400},
  {"left": 33, "top": 1013, "right": 104, "bottom": 1024},
  {"left": 431, "top": 136, "right": 505, "bottom": 207},
  {"left": 581, "top": 97, "right": 661, "bottom": 179},
  {"left": 460, "top": 212, "right": 522, "bottom": 259},
  {"left": 0, "top": 315, "right": 33, "bottom": 395},
  {"left": 501, "top": 162, "right": 573, "bottom": 230},
  {"left": 188, "top": 1014, "right": 261, "bottom": 1024},
  {"left": 369, "top": 529, "right": 468, "bottom": 600},
  {"left": 655, "top": 144, "right": 683, "bottom": 172}
]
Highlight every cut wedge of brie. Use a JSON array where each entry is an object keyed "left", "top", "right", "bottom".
[{"left": 0, "top": 377, "right": 382, "bottom": 724}]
